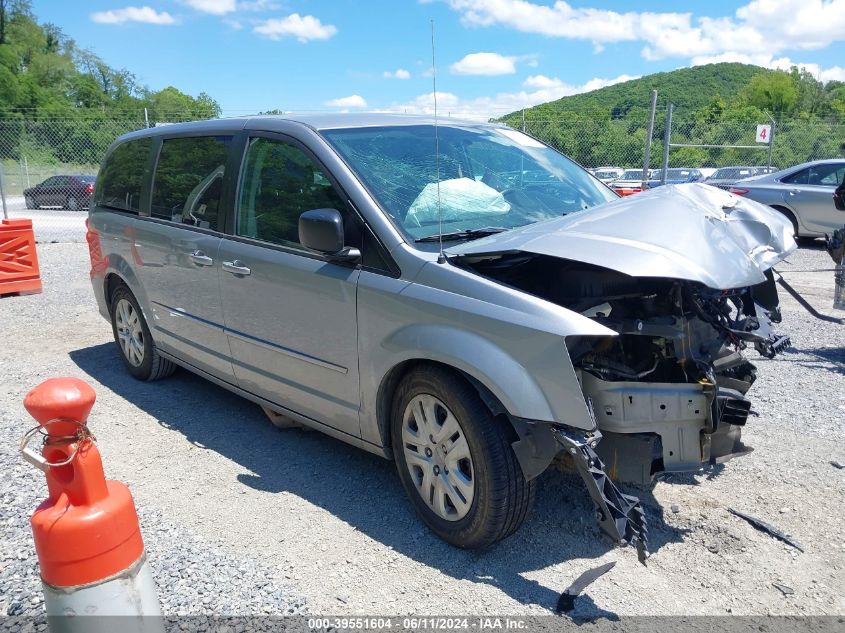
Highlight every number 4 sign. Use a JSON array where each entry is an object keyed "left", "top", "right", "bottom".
[{"left": 756, "top": 124, "right": 772, "bottom": 143}]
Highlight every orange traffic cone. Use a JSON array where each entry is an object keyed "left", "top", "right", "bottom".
[{"left": 21, "top": 377, "right": 163, "bottom": 632}]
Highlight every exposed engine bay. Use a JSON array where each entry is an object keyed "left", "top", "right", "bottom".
[
  {"left": 445, "top": 183, "right": 799, "bottom": 562},
  {"left": 460, "top": 253, "right": 790, "bottom": 484}
]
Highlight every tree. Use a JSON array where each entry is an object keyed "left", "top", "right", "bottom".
[{"left": 740, "top": 71, "right": 798, "bottom": 116}]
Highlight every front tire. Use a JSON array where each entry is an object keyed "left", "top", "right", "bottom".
[
  {"left": 109, "top": 286, "right": 176, "bottom": 381},
  {"left": 25, "top": 195, "right": 37, "bottom": 209},
  {"left": 391, "top": 366, "right": 535, "bottom": 549}
]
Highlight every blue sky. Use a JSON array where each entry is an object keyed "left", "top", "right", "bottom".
[{"left": 37, "top": 0, "right": 845, "bottom": 118}]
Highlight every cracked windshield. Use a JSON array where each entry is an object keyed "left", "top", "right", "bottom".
[{"left": 322, "top": 125, "right": 617, "bottom": 242}]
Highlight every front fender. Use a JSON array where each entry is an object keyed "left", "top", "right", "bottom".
[{"left": 382, "top": 323, "right": 557, "bottom": 423}]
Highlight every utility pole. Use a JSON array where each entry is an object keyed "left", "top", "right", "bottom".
[
  {"left": 641, "top": 89, "right": 657, "bottom": 191},
  {"left": 661, "top": 103, "right": 674, "bottom": 185}
]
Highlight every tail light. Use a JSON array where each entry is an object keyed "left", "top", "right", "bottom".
[
  {"left": 728, "top": 187, "right": 749, "bottom": 195},
  {"left": 86, "top": 218, "right": 108, "bottom": 278},
  {"left": 86, "top": 183, "right": 94, "bottom": 193}
]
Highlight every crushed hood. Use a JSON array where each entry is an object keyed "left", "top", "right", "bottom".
[{"left": 447, "top": 183, "right": 797, "bottom": 289}]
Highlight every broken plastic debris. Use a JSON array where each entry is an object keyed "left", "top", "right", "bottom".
[
  {"left": 728, "top": 508, "right": 805, "bottom": 552},
  {"left": 556, "top": 561, "right": 616, "bottom": 614}
]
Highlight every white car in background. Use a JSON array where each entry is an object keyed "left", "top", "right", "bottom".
[{"left": 591, "top": 166, "right": 624, "bottom": 183}]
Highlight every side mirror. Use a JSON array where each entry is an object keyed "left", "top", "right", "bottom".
[{"left": 299, "top": 209, "right": 361, "bottom": 262}]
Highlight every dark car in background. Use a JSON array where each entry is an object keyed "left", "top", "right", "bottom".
[
  {"left": 705, "top": 166, "right": 776, "bottom": 190},
  {"left": 647, "top": 168, "right": 703, "bottom": 189},
  {"left": 23, "top": 174, "right": 96, "bottom": 211}
]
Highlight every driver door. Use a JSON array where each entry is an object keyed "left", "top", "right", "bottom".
[{"left": 218, "top": 134, "right": 361, "bottom": 437}]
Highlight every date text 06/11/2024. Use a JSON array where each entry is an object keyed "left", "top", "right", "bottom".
[{"left": 307, "top": 617, "right": 528, "bottom": 630}]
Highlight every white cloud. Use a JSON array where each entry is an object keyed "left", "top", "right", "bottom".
[
  {"left": 384, "top": 68, "right": 411, "bottom": 79},
  {"left": 383, "top": 73, "right": 638, "bottom": 120},
  {"left": 91, "top": 6, "right": 176, "bottom": 24},
  {"left": 450, "top": 52, "right": 517, "bottom": 76},
  {"left": 253, "top": 13, "right": 337, "bottom": 42},
  {"left": 182, "top": 0, "right": 236, "bottom": 15},
  {"left": 223, "top": 18, "right": 243, "bottom": 29},
  {"left": 325, "top": 95, "right": 368, "bottom": 108},
  {"left": 236, "top": 0, "right": 279, "bottom": 10},
  {"left": 440, "top": 0, "right": 845, "bottom": 63}
]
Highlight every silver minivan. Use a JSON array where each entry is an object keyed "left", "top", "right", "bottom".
[{"left": 87, "top": 115, "right": 795, "bottom": 561}]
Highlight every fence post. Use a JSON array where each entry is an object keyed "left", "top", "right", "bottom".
[
  {"left": 521, "top": 108, "right": 525, "bottom": 133},
  {"left": 660, "top": 103, "right": 673, "bottom": 185},
  {"left": 0, "top": 163, "right": 9, "bottom": 220},
  {"left": 766, "top": 111, "right": 776, "bottom": 168},
  {"left": 642, "top": 89, "right": 658, "bottom": 190}
]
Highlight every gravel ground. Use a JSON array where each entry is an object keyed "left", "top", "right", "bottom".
[
  {"left": 0, "top": 241, "right": 843, "bottom": 619},
  {"left": 4, "top": 199, "right": 87, "bottom": 243},
  {"left": 0, "top": 243, "right": 306, "bottom": 620}
]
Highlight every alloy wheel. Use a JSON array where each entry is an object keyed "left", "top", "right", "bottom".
[{"left": 115, "top": 298, "right": 145, "bottom": 367}]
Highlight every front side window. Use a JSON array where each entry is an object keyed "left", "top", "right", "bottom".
[
  {"left": 321, "top": 125, "right": 616, "bottom": 242},
  {"left": 151, "top": 136, "right": 231, "bottom": 230},
  {"left": 236, "top": 137, "right": 346, "bottom": 248},
  {"left": 97, "top": 138, "right": 152, "bottom": 214}
]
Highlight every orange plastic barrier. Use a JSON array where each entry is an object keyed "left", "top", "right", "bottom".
[
  {"left": 23, "top": 378, "right": 145, "bottom": 587},
  {"left": 0, "top": 218, "right": 42, "bottom": 297}
]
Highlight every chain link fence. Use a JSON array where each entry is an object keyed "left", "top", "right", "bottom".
[
  {"left": 0, "top": 118, "right": 146, "bottom": 242},
  {"left": 513, "top": 112, "right": 845, "bottom": 172},
  {"left": 1, "top": 113, "right": 843, "bottom": 242}
]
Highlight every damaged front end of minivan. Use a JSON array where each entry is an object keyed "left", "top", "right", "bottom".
[{"left": 449, "top": 183, "right": 797, "bottom": 561}]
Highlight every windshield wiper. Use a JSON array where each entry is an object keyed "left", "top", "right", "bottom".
[{"left": 415, "top": 227, "right": 509, "bottom": 243}]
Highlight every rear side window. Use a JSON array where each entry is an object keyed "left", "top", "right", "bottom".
[
  {"left": 97, "top": 138, "right": 152, "bottom": 214},
  {"left": 151, "top": 136, "right": 231, "bottom": 230}
]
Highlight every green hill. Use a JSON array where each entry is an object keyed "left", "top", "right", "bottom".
[
  {"left": 497, "top": 63, "right": 845, "bottom": 170},
  {"left": 501, "top": 63, "right": 768, "bottom": 123}
]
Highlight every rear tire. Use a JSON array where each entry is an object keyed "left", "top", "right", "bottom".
[
  {"left": 65, "top": 195, "right": 78, "bottom": 211},
  {"left": 109, "top": 285, "right": 176, "bottom": 381},
  {"left": 391, "top": 366, "right": 535, "bottom": 549}
]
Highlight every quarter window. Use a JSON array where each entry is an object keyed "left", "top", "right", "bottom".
[
  {"left": 97, "top": 138, "right": 152, "bottom": 214},
  {"left": 151, "top": 136, "right": 231, "bottom": 230},
  {"left": 236, "top": 137, "right": 346, "bottom": 248}
]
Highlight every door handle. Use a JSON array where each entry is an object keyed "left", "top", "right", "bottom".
[
  {"left": 222, "top": 260, "right": 251, "bottom": 276},
  {"left": 189, "top": 250, "right": 214, "bottom": 266},
  {"left": 788, "top": 189, "right": 800, "bottom": 196}
]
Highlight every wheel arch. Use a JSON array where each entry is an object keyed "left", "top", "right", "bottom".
[
  {"left": 101, "top": 254, "right": 151, "bottom": 316},
  {"left": 376, "top": 359, "right": 506, "bottom": 459},
  {"left": 768, "top": 204, "right": 802, "bottom": 236}
]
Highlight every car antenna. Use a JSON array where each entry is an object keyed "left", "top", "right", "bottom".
[{"left": 431, "top": 19, "right": 446, "bottom": 264}]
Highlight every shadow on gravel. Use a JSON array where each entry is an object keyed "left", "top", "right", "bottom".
[
  {"left": 71, "top": 342, "right": 686, "bottom": 614},
  {"left": 762, "top": 347, "right": 845, "bottom": 375}
]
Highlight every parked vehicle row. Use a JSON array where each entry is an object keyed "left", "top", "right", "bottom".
[{"left": 88, "top": 114, "right": 795, "bottom": 561}]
